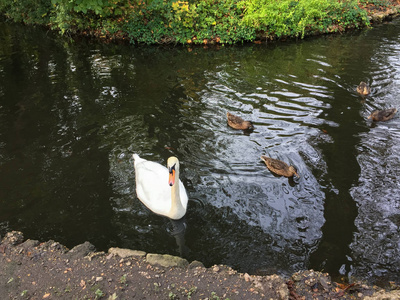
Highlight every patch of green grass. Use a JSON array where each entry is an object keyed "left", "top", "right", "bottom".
[
  {"left": 154, "top": 282, "right": 160, "bottom": 292},
  {"left": 169, "top": 291, "right": 177, "bottom": 300},
  {"left": 94, "top": 288, "right": 104, "bottom": 299},
  {"left": 187, "top": 286, "right": 198, "bottom": 299},
  {"left": 211, "top": 292, "right": 220, "bottom": 300},
  {"left": 119, "top": 274, "right": 127, "bottom": 285}
]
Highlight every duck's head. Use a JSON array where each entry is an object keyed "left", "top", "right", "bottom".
[
  {"left": 167, "top": 156, "right": 180, "bottom": 186},
  {"left": 367, "top": 111, "right": 378, "bottom": 120},
  {"left": 245, "top": 121, "right": 255, "bottom": 131},
  {"left": 357, "top": 82, "right": 371, "bottom": 96},
  {"left": 289, "top": 166, "right": 299, "bottom": 178}
]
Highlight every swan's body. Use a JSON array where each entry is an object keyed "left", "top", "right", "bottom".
[
  {"left": 133, "top": 154, "right": 188, "bottom": 220},
  {"left": 261, "top": 155, "right": 299, "bottom": 178},
  {"left": 368, "top": 108, "right": 397, "bottom": 122},
  {"left": 227, "top": 112, "right": 254, "bottom": 130},
  {"left": 357, "top": 81, "right": 371, "bottom": 96}
]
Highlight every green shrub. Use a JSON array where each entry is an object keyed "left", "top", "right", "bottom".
[
  {"left": 240, "top": 0, "right": 369, "bottom": 38},
  {"left": 124, "top": 0, "right": 255, "bottom": 44},
  {"left": 0, "top": 0, "right": 52, "bottom": 24},
  {"left": 49, "top": 0, "right": 130, "bottom": 34},
  {"left": 0, "top": 0, "right": 373, "bottom": 44}
]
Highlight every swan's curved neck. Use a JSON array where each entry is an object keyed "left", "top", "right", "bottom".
[{"left": 169, "top": 169, "right": 184, "bottom": 219}]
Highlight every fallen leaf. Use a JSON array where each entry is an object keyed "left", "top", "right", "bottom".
[
  {"left": 80, "top": 279, "right": 86, "bottom": 289},
  {"left": 43, "top": 293, "right": 51, "bottom": 298}
]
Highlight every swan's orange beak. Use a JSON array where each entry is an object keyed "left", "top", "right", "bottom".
[{"left": 168, "top": 169, "right": 175, "bottom": 186}]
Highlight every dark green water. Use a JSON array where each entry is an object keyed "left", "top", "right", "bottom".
[{"left": 1, "top": 20, "right": 400, "bottom": 286}]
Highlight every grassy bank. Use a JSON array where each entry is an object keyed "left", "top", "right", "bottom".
[{"left": 0, "top": 0, "right": 399, "bottom": 44}]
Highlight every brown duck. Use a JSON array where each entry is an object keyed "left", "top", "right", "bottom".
[
  {"left": 261, "top": 155, "right": 299, "bottom": 178},
  {"left": 368, "top": 108, "right": 398, "bottom": 122},
  {"left": 356, "top": 81, "right": 371, "bottom": 96},
  {"left": 227, "top": 112, "right": 254, "bottom": 130}
]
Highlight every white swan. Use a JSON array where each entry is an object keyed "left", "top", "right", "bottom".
[{"left": 133, "top": 154, "right": 188, "bottom": 220}]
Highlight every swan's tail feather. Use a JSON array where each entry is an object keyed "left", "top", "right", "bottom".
[{"left": 133, "top": 153, "right": 140, "bottom": 160}]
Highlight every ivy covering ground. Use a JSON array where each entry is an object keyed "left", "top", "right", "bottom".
[{"left": 0, "top": 0, "right": 398, "bottom": 44}]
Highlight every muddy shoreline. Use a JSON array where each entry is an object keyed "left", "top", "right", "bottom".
[{"left": 1, "top": 231, "right": 399, "bottom": 299}]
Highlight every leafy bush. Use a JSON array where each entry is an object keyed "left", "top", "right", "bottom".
[
  {"left": 49, "top": 0, "right": 130, "bottom": 34},
  {"left": 124, "top": 0, "right": 256, "bottom": 44},
  {"left": 240, "top": 0, "right": 369, "bottom": 38},
  {"left": 0, "top": 0, "right": 52, "bottom": 24},
  {"left": 0, "top": 0, "right": 373, "bottom": 44}
]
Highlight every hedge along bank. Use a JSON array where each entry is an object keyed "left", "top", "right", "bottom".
[{"left": 0, "top": 0, "right": 396, "bottom": 45}]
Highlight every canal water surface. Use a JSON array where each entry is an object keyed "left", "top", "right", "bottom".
[{"left": 1, "top": 19, "right": 400, "bottom": 285}]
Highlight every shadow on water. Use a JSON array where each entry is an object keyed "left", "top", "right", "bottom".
[{"left": 1, "top": 19, "right": 400, "bottom": 285}]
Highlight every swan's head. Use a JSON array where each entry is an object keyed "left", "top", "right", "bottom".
[{"left": 167, "top": 156, "right": 180, "bottom": 186}]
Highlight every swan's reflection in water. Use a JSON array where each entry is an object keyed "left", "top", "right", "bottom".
[{"left": 167, "top": 218, "right": 189, "bottom": 257}]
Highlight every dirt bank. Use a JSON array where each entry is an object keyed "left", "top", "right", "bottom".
[{"left": 1, "top": 231, "right": 400, "bottom": 299}]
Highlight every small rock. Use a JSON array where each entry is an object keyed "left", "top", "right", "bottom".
[
  {"left": 66, "top": 241, "right": 96, "bottom": 260},
  {"left": 244, "top": 273, "right": 252, "bottom": 282},
  {"left": 291, "top": 272, "right": 302, "bottom": 281},
  {"left": 109, "top": 247, "right": 146, "bottom": 258},
  {"left": 318, "top": 274, "right": 330, "bottom": 291},
  {"left": 21, "top": 239, "right": 40, "bottom": 249},
  {"left": 146, "top": 253, "right": 189, "bottom": 268},
  {"left": 96, "top": 277, "right": 104, "bottom": 282},
  {"left": 2, "top": 231, "right": 24, "bottom": 245},
  {"left": 188, "top": 260, "right": 205, "bottom": 269},
  {"left": 87, "top": 251, "right": 105, "bottom": 261},
  {"left": 365, "top": 290, "right": 400, "bottom": 299},
  {"left": 212, "top": 265, "right": 220, "bottom": 272}
]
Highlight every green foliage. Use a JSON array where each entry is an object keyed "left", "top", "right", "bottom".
[
  {"left": 240, "top": 0, "right": 369, "bottom": 38},
  {"left": 50, "top": 0, "right": 125, "bottom": 16},
  {"left": 359, "top": 0, "right": 391, "bottom": 6},
  {"left": 0, "top": 0, "right": 374, "bottom": 44},
  {"left": 119, "top": 274, "right": 127, "bottom": 284},
  {"left": 49, "top": 0, "right": 129, "bottom": 35},
  {"left": 124, "top": 0, "right": 255, "bottom": 44},
  {"left": 94, "top": 288, "right": 104, "bottom": 299},
  {"left": 168, "top": 291, "right": 177, "bottom": 299},
  {"left": 0, "top": 0, "right": 51, "bottom": 24}
]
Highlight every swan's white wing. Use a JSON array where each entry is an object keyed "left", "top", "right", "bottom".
[
  {"left": 134, "top": 159, "right": 172, "bottom": 215},
  {"left": 178, "top": 180, "right": 188, "bottom": 210}
]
